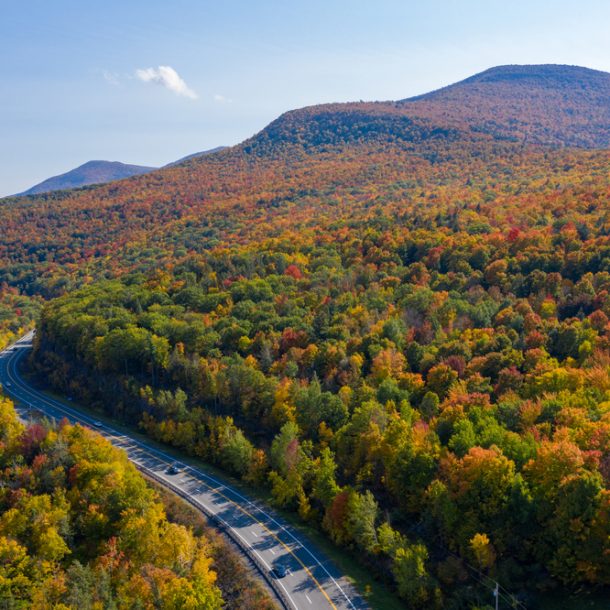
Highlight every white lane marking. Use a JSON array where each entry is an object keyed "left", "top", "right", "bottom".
[
  {"left": 306, "top": 594, "right": 313, "bottom": 604},
  {"left": 233, "top": 487, "right": 357, "bottom": 606},
  {"left": 270, "top": 548, "right": 276, "bottom": 555},
  {"left": 190, "top": 495, "right": 303, "bottom": 610},
  {"left": 252, "top": 530, "right": 258, "bottom": 537},
  {"left": 2, "top": 342, "right": 350, "bottom": 610}
]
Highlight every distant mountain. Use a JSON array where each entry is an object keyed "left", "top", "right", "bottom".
[
  {"left": 18, "top": 148, "right": 228, "bottom": 196},
  {"left": 164, "top": 146, "right": 228, "bottom": 167},
  {"left": 20, "top": 161, "right": 157, "bottom": 196},
  {"left": 400, "top": 64, "right": 610, "bottom": 147},
  {"left": 16, "top": 65, "right": 610, "bottom": 199},
  {"left": 245, "top": 64, "right": 610, "bottom": 153}
]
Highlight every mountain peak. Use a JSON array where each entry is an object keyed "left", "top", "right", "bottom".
[
  {"left": 460, "top": 63, "right": 609, "bottom": 84},
  {"left": 399, "top": 63, "right": 610, "bottom": 148},
  {"left": 19, "top": 160, "right": 157, "bottom": 196},
  {"left": 406, "top": 63, "right": 610, "bottom": 100}
]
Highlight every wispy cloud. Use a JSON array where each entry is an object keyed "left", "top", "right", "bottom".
[
  {"left": 102, "top": 70, "right": 120, "bottom": 85},
  {"left": 213, "top": 93, "right": 233, "bottom": 104},
  {"left": 135, "top": 66, "right": 198, "bottom": 99}
]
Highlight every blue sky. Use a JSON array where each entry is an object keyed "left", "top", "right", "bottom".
[{"left": 2, "top": 0, "right": 610, "bottom": 196}]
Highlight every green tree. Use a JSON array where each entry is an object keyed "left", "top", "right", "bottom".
[
  {"left": 346, "top": 490, "right": 379, "bottom": 553},
  {"left": 312, "top": 447, "right": 340, "bottom": 508}
]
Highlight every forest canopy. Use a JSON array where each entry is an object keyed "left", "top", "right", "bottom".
[
  {"left": 34, "top": 190, "right": 610, "bottom": 606},
  {"left": 0, "top": 395, "right": 224, "bottom": 609}
]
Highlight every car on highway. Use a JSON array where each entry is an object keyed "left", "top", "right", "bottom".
[
  {"left": 93, "top": 421, "right": 103, "bottom": 428},
  {"left": 166, "top": 462, "right": 181, "bottom": 475},
  {"left": 4, "top": 382, "right": 11, "bottom": 387},
  {"left": 272, "top": 563, "right": 290, "bottom": 578}
]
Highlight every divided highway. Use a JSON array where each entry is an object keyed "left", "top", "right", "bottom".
[{"left": 0, "top": 332, "right": 368, "bottom": 610}]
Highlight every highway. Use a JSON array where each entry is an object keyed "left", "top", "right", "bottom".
[{"left": 0, "top": 332, "right": 368, "bottom": 610}]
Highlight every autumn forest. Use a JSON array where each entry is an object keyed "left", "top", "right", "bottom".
[{"left": 1, "top": 63, "right": 610, "bottom": 608}]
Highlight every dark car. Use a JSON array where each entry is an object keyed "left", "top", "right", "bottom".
[
  {"left": 272, "top": 563, "right": 289, "bottom": 578},
  {"left": 166, "top": 463, "right": 181, "bottom": 475}
]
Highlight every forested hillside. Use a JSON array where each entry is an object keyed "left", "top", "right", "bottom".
[
  {"left": 0, "top": 395, "right": 224, "bottom": 608},
  {"left": 33, "top": 146, "right": 610, "bottom": 606},
  {"left": 1, "top": 64, "right": 610, "bottom": 606},
  {"left": 402, "top": 64, "right": 610, "bottom": 147}
]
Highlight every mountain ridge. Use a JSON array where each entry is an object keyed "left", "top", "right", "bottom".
[
  {"left": 17, "top": 147, "right": 228, "bottom": 197},
  {"left": 405, "top": 63, "right": 610, "bottom": 100},
  {"left": 398, "top": 63, "right": 610, "bottom": 147},
  {"left": 20, "top": 160, "right": 157, "bottom": 196},
  {"left": 14, "top": 64, "right": 610, "bottom": 198}
]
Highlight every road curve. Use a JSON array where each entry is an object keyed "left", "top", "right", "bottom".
[{"left": 0, "top": 332, "right": 368, "bottom": 610}]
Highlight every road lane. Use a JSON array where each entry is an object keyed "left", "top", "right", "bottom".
[{"left": 0, "top": 332, "right": 367, "bottom": 610}]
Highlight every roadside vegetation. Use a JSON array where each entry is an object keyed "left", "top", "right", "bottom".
[{"left": 0, "top": 393, "right": 250, "bottom": 609}]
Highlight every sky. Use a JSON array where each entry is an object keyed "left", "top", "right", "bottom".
[{"left": 2, "top": 0, "right": 610, "bottom": 196}]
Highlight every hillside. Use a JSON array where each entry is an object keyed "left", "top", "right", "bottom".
[
  {"left": 0, "top": 395, "right": 224, "bottom": 608},
  {"left": 19, "top": 160, "right": 157, "bottom": 195},
  {"left": 0, "top": 65, "right": 607, "bottom": 345},
  {"left": 402, "top": 64, "right": 610, "bottom": 147},
  {"left": 34, "top": 146, "right": 610, "bottom": 607}
]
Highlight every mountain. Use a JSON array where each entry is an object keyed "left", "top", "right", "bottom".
[
  {"left": 400, "top": 64, "right": 610, "bottom": 147},
  {"left": 2, "top": 64, "right": 608, "bottom": 270},
  {"left": 15, "top": 65, "right": 609, "bottom": 198},
  {"left": 18, "top": 148, "right": 228, "bottom": 196},
  {"left": 19, "top": 160, "right": 157, "bottom": 195},
  {"left": 240, "top": 65, "right": 610, "bottom": 157}
]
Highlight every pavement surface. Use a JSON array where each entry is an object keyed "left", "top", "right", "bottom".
[{"left": 0, "top": 331, "right": 369, "bottom": 610}]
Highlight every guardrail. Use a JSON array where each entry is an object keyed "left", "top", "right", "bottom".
[{"left": 138, "top": 465, "right": 295, "bottom": 610}]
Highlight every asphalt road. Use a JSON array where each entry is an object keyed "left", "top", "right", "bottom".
[{"left": 0, "top": 332, "right": 368, "bottom": 610}]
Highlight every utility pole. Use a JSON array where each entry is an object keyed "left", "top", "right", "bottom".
[{"left": 493, "top": 582, "right": 499, "bottom": 610}]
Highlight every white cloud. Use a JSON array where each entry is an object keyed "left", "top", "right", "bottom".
[
  {"left": 135, "top": 66, "right": 198, "bottom": 99},
  {"left": 213, "top": 93, "right": 233, "bottom": 104}
]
